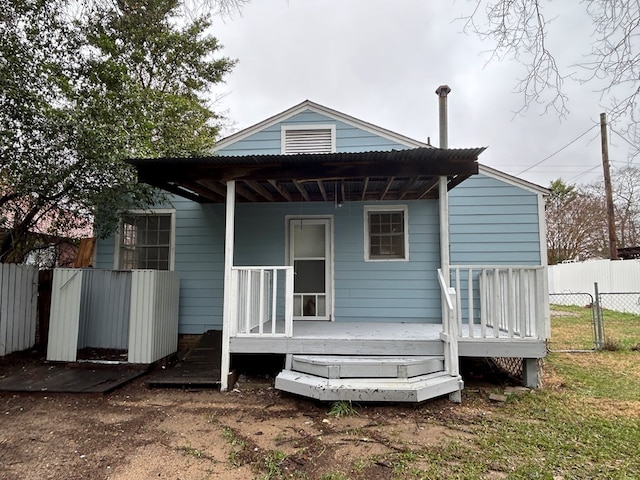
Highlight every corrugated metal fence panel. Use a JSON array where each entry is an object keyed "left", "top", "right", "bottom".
[
  {"left": 47, "top": 269, "right": 83, "bottom": 362},
  {"left": 128, "top": 270, "right": 180, "bottom": 364},
  {"left": 548, "top": 259, "right": 640, "bottom": 293},
  {"left": 78, "top": 270, "right": 131, "bottom": 350},
  {"left": 0, "top": 264, "right": 38, "bottom": 356}
]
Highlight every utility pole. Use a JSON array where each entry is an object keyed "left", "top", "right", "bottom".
[{"left": 600, "top": 112, "right": 619, "bottom": 260}]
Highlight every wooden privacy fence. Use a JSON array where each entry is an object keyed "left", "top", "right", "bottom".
[{"left": 0, "top": 264, "right": 39, "bottom": 356}]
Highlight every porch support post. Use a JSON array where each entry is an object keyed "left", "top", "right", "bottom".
[
  {"left": 439, "top": 176, "right": 451, "bottom": 308},
  {"left": 522, "top": 358, "right": 539, "bottom": 388},
  {"left": 221, "top": 180, "right": 236, "bottom": 391}
]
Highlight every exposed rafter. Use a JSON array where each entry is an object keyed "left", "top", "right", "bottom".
[{"left": 129, "top": 147, "right": 485, "bottom": 203}]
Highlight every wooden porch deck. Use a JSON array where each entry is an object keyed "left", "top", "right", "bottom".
[{"left": 230, "top": 321, "right": 547, "bottom": 358}]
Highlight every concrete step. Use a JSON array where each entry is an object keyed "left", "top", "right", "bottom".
[
  {"left": 275, "top": 370, "right": 463, "bottom": 403},
  {"left": 291, "top": 355, "right": 444, "bottom": 379}
]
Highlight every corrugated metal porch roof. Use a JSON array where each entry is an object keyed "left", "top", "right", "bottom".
[{"left": 127, "top": 147, "right": 486, "bottom": 203}]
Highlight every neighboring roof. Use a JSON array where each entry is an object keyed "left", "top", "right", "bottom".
[
  {"left": 214, "top": 99, "right": 548, "bottom": 195},
  {"left": 128, "top": 147, "right": 485, "bottom": 204},
  {"left": 213, "top": 99, "right": 430, "bottom": 152}
]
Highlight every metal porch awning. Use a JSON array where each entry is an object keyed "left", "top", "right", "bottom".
[{"left": 126, "top": 147, "right": 486, "bottom": 203}]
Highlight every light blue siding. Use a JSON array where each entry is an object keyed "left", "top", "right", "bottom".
[
  {"left": 217, "top": 110, "right": 409, "bottom": 156},
  {"left": 449, "top": 174, "right": 542, "bottom": 265},
  {"left": 233, "top": 200, "right": 441, "bottom": 324},
  {"left": 95, "top": 109, "right": 545, "bottom": 335},
  {"left": 96, "top": 196, "right": 226, "bottom": 335}
]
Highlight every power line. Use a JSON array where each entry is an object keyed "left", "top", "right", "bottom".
[
  {"left": 609, "top": 126, "right": 638, "bottom": 149},
  {"left": 567, "top": 164, "right": 601, "bottom": 183},
  {"left": 516, "top": 124, "right": 599, "bottom": 175}
]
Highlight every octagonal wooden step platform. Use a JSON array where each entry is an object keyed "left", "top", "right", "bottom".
[{"left": 275, "top": 355, "right": 462, "bottom": 403}]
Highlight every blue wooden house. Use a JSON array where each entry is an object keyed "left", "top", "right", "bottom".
[{"left": 92, "top": 96, "right": 549, "bottom": 403}]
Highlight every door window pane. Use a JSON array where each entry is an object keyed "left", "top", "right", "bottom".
[
  {"left": 294, "top": 260, "right": 325, "bottom": 293},
  {"left": 293, "top": 224, "right": 325, "bottom": 257}
]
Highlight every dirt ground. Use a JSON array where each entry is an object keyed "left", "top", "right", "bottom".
[{"left": 0, "top": 353, "right": 511, "bottom": 480}]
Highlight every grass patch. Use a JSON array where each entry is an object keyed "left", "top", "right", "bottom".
[
  {"left": 550, "top": 304, "right": 640, "bottom": 352},
  {"left": 319, "top": 473, "right": 349, "bottom": 480},
  {"left": 550, "top": 304, "right": 598, "bottom": 350},
  {"left": 600, "top": 308, "right": 640, "bottom": 350},
  {"left": 328, "top": 400, "right": 358, "bottom": 418},
  {"left": 261, "top": 450, "right": 286, "bottom": 480},
  {"left": 178, "top": 445, "right": 205, "bottom": 459},
  {"left": 222, "top": 426, "right": 248, "bottom": 467}
]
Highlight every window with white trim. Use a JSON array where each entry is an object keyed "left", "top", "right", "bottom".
[
  {"left": 364, "top": 205, "right": 409, "bottom": 261},
  {"left": 281, "top": 125, "right": 335, "bottom": 154},
  {"left": 117, "top": 212, "right": 174, "bottom": 270}
]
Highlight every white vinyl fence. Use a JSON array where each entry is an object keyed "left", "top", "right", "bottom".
[
  {"left": 0, "top": 264, "right": 38, "bottom": 356},
  {"left": 548, "top": 259, "right": 640, "bottom": 314}
]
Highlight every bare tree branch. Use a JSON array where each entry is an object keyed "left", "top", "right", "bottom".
[{"left": 462, "top": 0, "right": 639, "bottom": 156}]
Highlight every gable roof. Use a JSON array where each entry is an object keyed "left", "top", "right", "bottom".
[
  {"left": 213, "top": 99, "right": 429, "bottom": 152},
  {"left": 214, "top": 100, "right": 548, "bottom": 196}
]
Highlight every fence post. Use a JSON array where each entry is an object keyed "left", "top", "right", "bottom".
[{"left": 594, "top": 282, "right": 604, "bottom": 350}]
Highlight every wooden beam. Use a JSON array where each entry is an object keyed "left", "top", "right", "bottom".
[
  {"left": 147, "top": 180, "right": 213, "bottom": 203},
  {"left": 446, "top": 174, "right": 471, "bottom": 191},
  {"left": 361, "top": 177, "right": 369, "bottom": 201},
  {"left": 398, "top": 177, "right": 419, "bottom": 200},
  {"left": 292, "top": 180, "right": 310, "bottom": 201},
  {"left": 197, "top": 179, "right": 227, "bottom": 199},
  {"left": 245, "top": 180, "right": 275, "bottom": 202},
  {"left": 141, "top": 159, "right": 479, "bottom": 184},
  {"left": 416, "top": 177, "right": 440, "bottom": 200},
  {"left": 317, "top": 180, "right": 327, "bottom": 201},
  {"left": 267, "top": 180, "right": 293, "bottom": 201},
  {"left": 381, "top": 177, "right": 395, "bottom": 200},
  {"left": 235, "top": 183, "right": 259, "bottom": 202}
]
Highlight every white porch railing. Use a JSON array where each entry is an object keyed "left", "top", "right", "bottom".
[
  {"left": 437, "top": 269, "right": 460, "bottom": 379},
  {"left": 230, "top": 266, "right": 294, "bottom": 337},
  {"left": 451, "top": 265, "right": 549, "bottom": 340}
]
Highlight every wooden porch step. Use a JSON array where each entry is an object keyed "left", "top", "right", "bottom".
[
  {"left": 275, "top": 370, "right": 463, "bottom": 403},
  {"left": 291, "top": 355, "right": 444, "bottom": 379}
]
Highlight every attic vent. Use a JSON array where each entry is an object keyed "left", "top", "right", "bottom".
[{"left": 282, "top": 125, "right": 335, "bottom": 154}]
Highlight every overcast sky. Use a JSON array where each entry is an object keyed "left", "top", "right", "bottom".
[{"left": 207, "top": 0, "right": 633, "bottom": 188}]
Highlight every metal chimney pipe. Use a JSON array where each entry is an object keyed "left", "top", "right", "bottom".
[{"left": 435, "top": 85, "right": 451, "bottom": 149}]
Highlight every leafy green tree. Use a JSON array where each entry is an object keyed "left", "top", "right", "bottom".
[{"left": 0, "top": 0, "right": 235, "bottom": 263}]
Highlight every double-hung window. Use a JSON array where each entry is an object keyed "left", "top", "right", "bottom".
[
  {"left": 364, "top": 205, "right": 409, "bottom": 261},
  {"left": 117, "top": 210, "right": 175, "bottom": 270}
]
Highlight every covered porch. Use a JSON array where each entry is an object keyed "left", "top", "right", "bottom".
[
  {"left": 127, "top": 145, "right": 548, "bottom": 402},
  {"left": 227, "top": 263, "right": 547, "bottom": 400}
]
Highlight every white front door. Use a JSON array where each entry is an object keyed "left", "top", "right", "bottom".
[{"left": 288, "top": 217, "right": 332, "bottom": 320}]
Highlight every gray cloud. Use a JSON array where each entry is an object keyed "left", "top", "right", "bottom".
[{"left": 210, "top": 0, "right": 630, "bottom": 188}]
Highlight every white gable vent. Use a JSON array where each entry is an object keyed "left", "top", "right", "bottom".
[{"left": 282, "top": 125, "right": 335, "bottom": 154}]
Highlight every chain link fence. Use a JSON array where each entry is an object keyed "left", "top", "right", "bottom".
[
  {"left": 598, "top": 292, "right": 640, "bottom": 349},
  {"left": 549, "top": 292, "right": 599, "bottom": 352},
  {"left": 598, "top": 292, "right": 640, "bottom": 315},
  {"left": 549, "top": 288, "right": 640, "bottom": 352}
]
